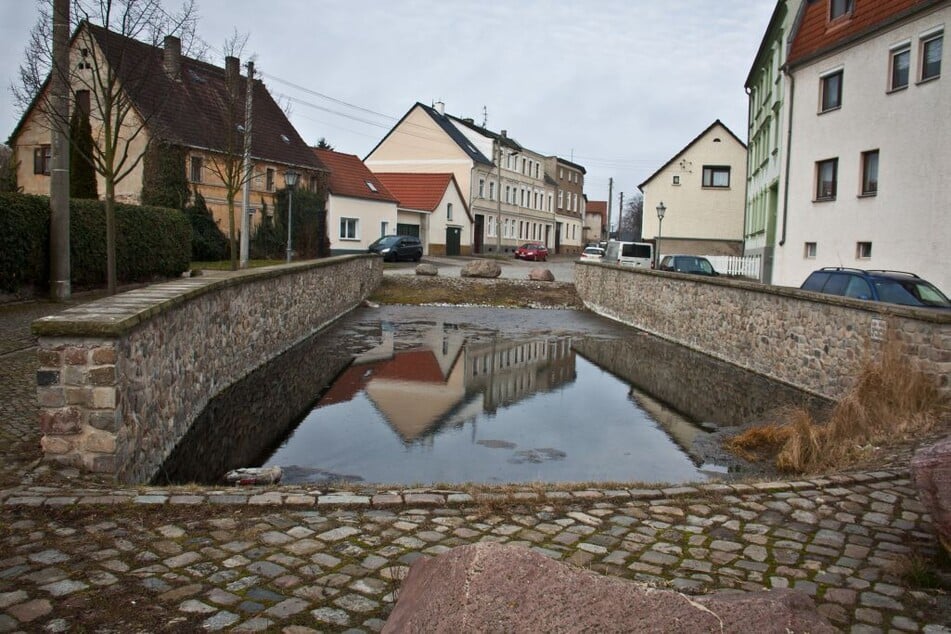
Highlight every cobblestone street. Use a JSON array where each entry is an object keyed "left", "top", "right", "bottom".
[{"left": 1, "top": 293, "right": 949, "bottom": 632}]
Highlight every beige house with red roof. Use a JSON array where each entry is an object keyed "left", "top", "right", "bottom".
[
  {"left": 11, "top": 21, "right": 322, "bottom": 232},
  {"left": 374, "top": 173, "right": 472, "bottom": 256},
  {"left": 773, "top": 0, "right": 950, "bottom": 292},
  {"left": 313, "top": 149, "right": 398, "bottom": 254},
  {"left": 585, "top": 200, "right": 608, "bottom": 244}
]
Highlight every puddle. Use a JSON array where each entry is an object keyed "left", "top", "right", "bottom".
[{"left": 155, "top": 306, "right": 829, "bottom": 487}]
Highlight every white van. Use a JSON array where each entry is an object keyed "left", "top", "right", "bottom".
[{"left": 603, "top": 241, "right": 654, "bottom": 269}]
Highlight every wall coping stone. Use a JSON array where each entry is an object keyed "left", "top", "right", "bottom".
[{"left": 32, "top": 255, "right": 375, "bottom": 338}]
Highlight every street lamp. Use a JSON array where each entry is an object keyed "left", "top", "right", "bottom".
[
  {"left": 655, "top": 201, "right": 666, "bottom": 269},
  {"left": 284, "top": 170, "right": 299, "bottom": 263}
]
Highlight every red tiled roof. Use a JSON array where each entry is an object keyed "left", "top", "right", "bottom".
[
  {"left": 788, "top": 0, "right": 940, "bottom": 67},
  {"left": 83, "top": 22, "right": 321, "bottom": 170},
  {"left": 314, "top": 149, "right": 398, "bottom": 203},
  {"left": 373, "top": 172, "right": 454, "bottom": 212},
  {"left": 375, "top": 350, "right": 446, "bottom": 383},
  {"left": 586, "top": 201, "right": 607, "bottom": 220}
]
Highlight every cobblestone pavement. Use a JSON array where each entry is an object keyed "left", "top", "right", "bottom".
[{"left": 1, "top": 297, "right": 949, "bottom": 632}]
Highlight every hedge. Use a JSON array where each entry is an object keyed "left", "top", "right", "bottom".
[{"left": 0, "top": 192, "right": 191, "bottom": 292}]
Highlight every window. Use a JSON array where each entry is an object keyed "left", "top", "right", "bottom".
[
  {"left": 365, "top": 180, "right": 377, "bottom": 193},
  {"left": 889, "top": 44, "right": 910, "bottom": 91},
  {"left": 534, "top": 164, "right": 539, "bottom": 179},
  {"left": 488, "top": 181, "right": 495, "bottom": 200},
  {"left": 816, "top": 158, "right": 838, "bottom": 200},
  {"left": 558, "top": 191, "right": 563, "bottom": 209},
  {"left": 189, "top": 156, "right": 202, "bottom": 182},
  {"left": 487, "top": 216, "right": 495, "bottom": 237},
  {"left": 861, "top": 150, "right": 879, "bottom": 196},
  {"left": 505, "top": 185, "right": 511, "bottom": 203},
  {"left": 830, "top": 0, "right": 853, "bottom": 20},
  {"left": 804, "top": 242, "right": 817, "bottom": 259},
  {"left": 266, "top": 168, "right": 274, "bottom": 191},
  {"left": 702, "top": 165, "right": 731, "bottom": 188},
  {"left": 672, "top": 175, "right": 680, "bottom": 185},
  {"left": 479, "top": 178, "right": 485, "bottom": 197},
  {"left": 521, "top": 158, "right": 526, "bottom": 174},
  {"left": 309, "top": 175, "right": 319, "bottom": 192},
  {"left": 921, "top": 32, "right": 943, "bottom": 81},
  {"left": 340, "top": 218, "right": 358, "bottom": 240},
  {"left": 380, "top": 221, "right": 388, "bottom": 237},
  {"left": 33, "top": 145, "right": 51, "bottom": 175},
  {"left": 856, "top": 241, "right": 872, "bottom": 259},
  {"left": 820, "top": 70, "right": 843, "bottom": 112},
  {"left": 558, "top": 168, "right": 564, "bottom": 179},
  {"left": 447, "top": 203, "right": 453, "bottom": 221}
]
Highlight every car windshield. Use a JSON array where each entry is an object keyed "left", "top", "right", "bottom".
[
  {"left": 370, "top": 236, "right": 401, "bottom": 248},
  {"left": 583, "top": 248, "right": 603, "bottom": 255},
  {"left": 874, "top": 279, "right": 951, "bottom": 307},
  {"left": 520, "top": 243, "right": 542, "bottom": 249}
]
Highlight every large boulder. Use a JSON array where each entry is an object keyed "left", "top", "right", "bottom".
[
  {"left": 460, "top": 259, "right": 502, "bottom": 278},
  {"left": 529, "top": 267, "right": 555, "bottom": 282},
  {"left": 383, "top": 542, "right": 834, "bottom": 633},
  {"left": 415, "top": 263, "right": 438, "bottom": 276},
  {"left": 911, "top": 436, "right": 951, "bottom": 554}
]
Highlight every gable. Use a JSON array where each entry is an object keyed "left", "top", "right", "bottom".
[
  {"left": 638, "top": 121, "right": 747, "bottom": 191},
  {"left": 365, "top": 103, "right": 492, "bottom": 166}
]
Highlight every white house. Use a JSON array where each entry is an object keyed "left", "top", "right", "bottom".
[
  {"left": 638, "top": 120, "right": 748, "bottom": 257},
  {"left": 313, "top": 148, "right": 397, "bottom": 254},
  {"left": 374, "top": 173, "right": 472, "bottom": 256},
  {"left": 774, "top": 0, "right": 950, "bottom": 293}
]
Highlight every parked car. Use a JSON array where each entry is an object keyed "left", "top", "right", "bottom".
[
  {"left": 579, "top": 246, "right": 605, "bottom": 261},
  {"left": 658, "top": 255, "right": 718, "bottom": 276},
  {"left": 368, "top": 235, "right": 423, "bottom": 262},
  {"left": 514, "top": 243, "right": 548, "bottom": 262},
  {"left": 603, "top": 241, "right": 653, "bottom": 269},
  {"left": 800, "top": 267, "right": 951, "bottom": 309}
]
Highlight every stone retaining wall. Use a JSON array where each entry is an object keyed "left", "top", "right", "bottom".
[
  {"left": 575, "top": 262, "right": 951, "bottom": 400},
  {"left": 32, "top": 256, "right": 382, "bottom": 483}
]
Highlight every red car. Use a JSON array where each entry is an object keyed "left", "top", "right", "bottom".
[{"left": 514, "top": 242, "right": 549, "bottom": 262}]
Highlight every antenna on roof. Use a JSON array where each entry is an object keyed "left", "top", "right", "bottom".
[{"left": 482, "top": 106, "right": 487, "bottom": 128}]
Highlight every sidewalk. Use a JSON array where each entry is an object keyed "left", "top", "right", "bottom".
[{"left": 1, "top": 295, "right": 949, "bottom": 632}]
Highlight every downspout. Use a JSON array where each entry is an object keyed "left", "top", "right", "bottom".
[{"left": 779, "top": 69, "right": 794, "bottom": 246}]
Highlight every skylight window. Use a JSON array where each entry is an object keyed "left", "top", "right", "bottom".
[
  {"left": 280, "top": 134, "right": 290, "bottom": 144},
  {"left": 366, "top": 180, "right": 378, "bottom": 192}
]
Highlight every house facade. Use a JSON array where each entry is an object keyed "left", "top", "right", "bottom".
[
  {"left": 744, "top": 0, "right": 804, "bottom": 283},
  {"left": 365, "top": 102, "right": 583, "bottom": 255},
  {"left": 313, "top": 149, "right": 398, "bottom": 255},
  {"left": 774, "top": 0, "right": 950, "bottom": 292},
  {"left": 585, "top": 200, "right": 608, "bottom": 244},
  {"left": 638, "top": 120, "right": 748, "bottom": 258},
  {"left": 374, "top": 173, "right": 472, "bottom": 256},
  {"left": 11, "top": 22, "right": 322, "bottom": 233},
  {"left": 547, "top": 156, "right": 586, "bottom": 255}
]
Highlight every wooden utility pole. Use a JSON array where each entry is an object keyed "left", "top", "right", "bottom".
[
  {"left": 49, "top": 0, "right": 70, "bottom": 300},
  {"left": 606, "top": 177, "right": 613, "bottom": 241}
]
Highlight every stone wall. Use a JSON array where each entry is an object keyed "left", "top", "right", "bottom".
[
  {"left": 32, "top": 256, "right": 382, "bottom": 483},
  {"left": 575, "top": 262, "right": 951, "bottom": 400}
]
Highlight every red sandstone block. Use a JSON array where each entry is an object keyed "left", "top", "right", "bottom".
[
  {"left": 65, "top": 347, "right": 88, "bottom": 365},
  {"left": 91, "top": 347, "right": 117, "bottom": 364},
  {"left": 88, "top": 366, "right": 116, "bottom": 386},
  {"left": 38, "top": 408, "right": 82, "bottom": 434},
  {"left": 37, "top": 349, "right": 62, "bottom": 367}
]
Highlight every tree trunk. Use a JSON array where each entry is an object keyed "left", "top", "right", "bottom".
[
  {"left": 227, "top": 193, "right": 237, "bottom": 271},
  {"left": 105, "top": 179, "right": 117, "bottom": 295}
]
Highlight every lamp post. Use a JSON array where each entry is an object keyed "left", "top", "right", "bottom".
[
  {"left": 655, "top": 201, "right": 666, "bottom": 269},
  {"left": 284, "top": 170, "right": 299, "bottom": 263}
]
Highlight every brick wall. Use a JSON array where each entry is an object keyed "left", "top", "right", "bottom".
[
  {"left": 33, "top": 256, "right": 382, "bottom": 483},
  {"left": 575, "top": 262, "right": 951, "bottom": 400}
]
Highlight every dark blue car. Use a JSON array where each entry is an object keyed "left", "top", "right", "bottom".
[{"left": 800, "top": 268, "right": 951, "bottom": 309}]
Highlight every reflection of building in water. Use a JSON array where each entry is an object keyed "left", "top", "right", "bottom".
[
  {"left": 465, "top": 337, "right": 575, "bottom": 413},
  {"left": 627, "top": 386, "right": 703, "bottom": 458},
  {"left": 315, "top": 322, "right": 576, "bottom": 443}
]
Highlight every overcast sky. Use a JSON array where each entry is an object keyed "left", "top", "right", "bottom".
[{"left": 0, "top": 0, "right": 774, "bottom": 207}]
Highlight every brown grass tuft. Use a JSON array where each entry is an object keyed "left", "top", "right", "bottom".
[{"left": 727, "top": 340, "right": 949, "bottom": 474}]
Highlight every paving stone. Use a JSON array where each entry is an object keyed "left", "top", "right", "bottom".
[
  {"left": 202, "top": 611, "right": 240, "bottom": 631},
  {"left": 179, "top": 599, "right": 217, "bottom": 614},
  {"left": 40, "top": 579, "right": 88, "bottom": 596},
  {"left": 7, "top": 598, "right": 52, "bottom": 622},
  {"left": 311, "top": 607, "right": 350, "bottom": 626}
]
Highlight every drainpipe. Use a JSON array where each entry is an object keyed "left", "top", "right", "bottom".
[{"left": 779, "top": 69, "right": 794, "bottom": 247}]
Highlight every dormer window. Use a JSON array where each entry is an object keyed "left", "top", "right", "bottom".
[{"left": 830, "top": 0, "right": 853, "bottom": 21}]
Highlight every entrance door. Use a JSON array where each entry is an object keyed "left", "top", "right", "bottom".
[
  {"left": 555, "top": 222, "right": 562, "bottom": 254},
  {"left": 446, "top": 227, "right": 461, "bottom": 256},
  {"left": 473, "top": 215, "right": 484, "bottom": 254}
]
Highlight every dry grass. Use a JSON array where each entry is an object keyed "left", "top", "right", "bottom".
[{"left": 727, "top": 341, "right": 949, "bottom": 474}]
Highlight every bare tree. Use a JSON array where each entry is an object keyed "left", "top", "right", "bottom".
[
  {"left": 619, "top": 191, "right": 644, "bottom": 241},
  {"left": 15, "top": 0, "right": 202, "bottom": 294}
]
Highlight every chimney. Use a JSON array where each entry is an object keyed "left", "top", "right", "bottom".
[
  {"left": 501, "top": 130, "right": 507, "bottom": 138},
  {"left": 225, "top": 55, "right": 239, "bottom": 94},
  {"left": 434, "top": 101, "right": 445, "bottom": 116},
  {"left": 163, "top": 35, "right": 181, "bottom": 80}
]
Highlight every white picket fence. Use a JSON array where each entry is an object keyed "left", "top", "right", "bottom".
[{"left": 703, "top": 255, "right": 761, "bottom": 279}]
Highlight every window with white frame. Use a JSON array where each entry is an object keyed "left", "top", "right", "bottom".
[
  {"left": 487, "top": 216, "right": 495, "bottom": 237},
  {"left": 505, "top": 185, "right": 510, "bottom": 203},
  {"left": 33, "top": 145, "right": 51, "bottom": 175},
  {"left": 856, "top": 241, "right": 872, "bottom": 259},
  {"left": 479, "top": 178, "right": 485, "bottom": 197},
  {"left": 380, "top": 221, "right": 388, "bottom": 237},
  {"left": 889, "top": 43, "right": 911, "bottom": 91},
  {"left": 558, "top": 191, "right": 564, "bottom": 209},
  {"left": 189, "top": 156, "right": 202, "bottom": 182},
  {"left": 921, "top": 31, "right": 943, "bottom": 81},
  {"left": 547, "top": 194, "right": 552, "bottom": 212},
  {"left": 804, "top": 242, "right": 817, "bottom": 259},
  {"left": 447, "top": 203, "right": 453, "bottom": 220},
  {"left": 340, "top": 218, "right": 358, "bottom": 240},
  {"left": 489, "top": 181, "right": 495, "bottom": 200},
  {"left": 820, "top": 70, "right": 843, "bottom": 112}
]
